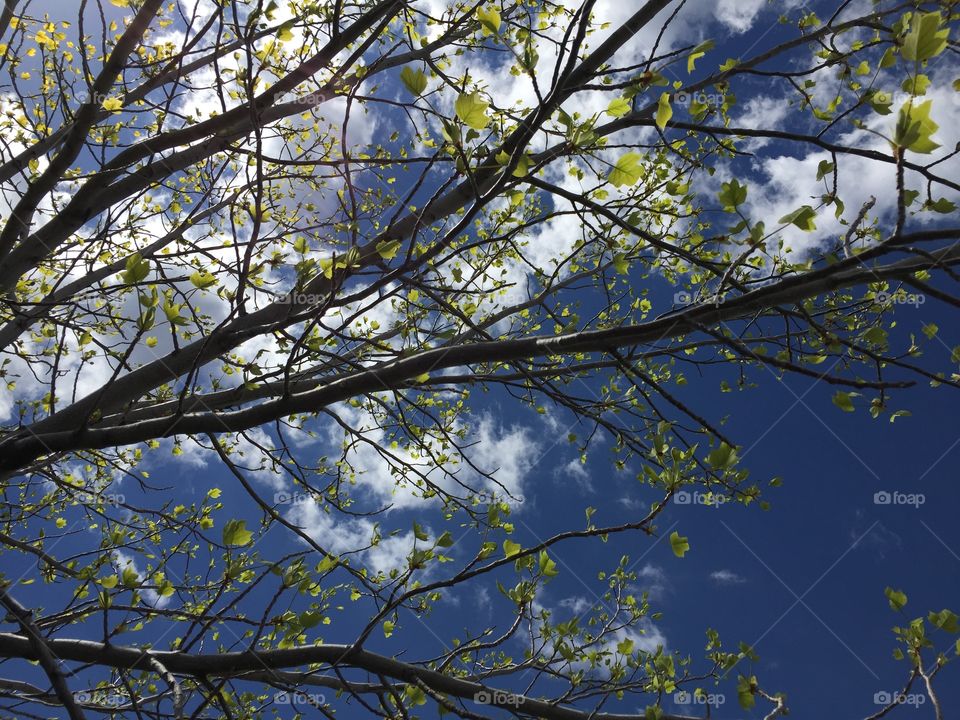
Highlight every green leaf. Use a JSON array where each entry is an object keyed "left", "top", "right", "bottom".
[
  {"left": 868, "top": 90, "right": 894, "bottom": 115},
  {"left": 617, "top": 637, "right": 634, "bottom": 655},
  {"left": 383, "top": 620, "right": 395, "bottom": 637},
  {"left": 122, "top": 254, "right": 150, "bottom": 285},
  {"left": 901, "top": 12, "right": 949, "bottom": 62},
  {"left": 400, "top": 66, "right": 428, "bottom": 96},
  {"left": 121, "top": 565, "right": 139, "bottom": 588},
  {"left": 277, "top": 23, "right": 295, "bottom": 42},
  {"left": 376, "top": 239, "right": 402, "bottom": 260},
  {"left": 879, "top": 46, "right": 897, "bottom": 69},
  {"left": 926, "top": 197, "right": 957, "bottom": 213},
  {"left": 476, "top": 5, "right": 501, "bottom": 35},
  {"left": 669, "top": 531, "right": 689, "bottom": 558},
  {"left": 687, "top": 40, "right": 714, "bottom": 73},
  {"left": 831, "top": 391, "right": 855, "bottom": 412},
  {"left": 816, "top": 160, "right": 834, "bottom": 181},
  {"left": 612, "top": 253, "right": 629, "bottom": 274},
  {"left": 190, "top": 271, "right": 217, "bottom": 289},
  {"left": 299, "top": 610, "right": 323, "bottom": 629},
  {"left": 100, "top": 574, "right": 118, "bottom": 589},
  {"left": 606, "top": 96, "right": 631, "bottom": 118},
  {"left": 718, "top": 179, "right": 747, "bottom": 211},
  {"left": 511, "top": 154, "right": 531, "bottom": 178},
  {"left": 884, "top": 586, "right": 908, "bottom": 611},
  {"left": 707, "top": 442, "right": 738, "bottom": 470},
  {"left": 895, "top": 99, "right": 940, "bottom": 154},
  {"left": 655, "top": 92, "right": 672, "bottom": 130},
  {"left": 455, "top": 92, "right": 491, "bottom": 130},
  {"left": 929, "top": 609, "right": 959, "bottom": 633},
  {"left": 316, "top": 555, "right": 338, "bottom": 573},
  {"left": 404, "top": 685, "right": 428, "bottom": 706},
  {"left": 436, "top": 531, "right": 454, "bottom": 548},
  {"left": 538, "top": 550, "right": 558, "bottom": 577},
  {"left": 902, "top": 74, "right": 930, "bottom": 96},
  {"left": 503, "top": 540, "right": 522, "bottom": 558},
  {"left": 737, "top": 675, "right": 757, "bottom": 709},
  {"left": 222, "top": 519, "right": 253, "bottom": 547},
  {"left": 778, "top": 205, "right": 817, "bottom": 231},
  {"left": 608, "top": 152, "right": 642, "bottom": 187}
]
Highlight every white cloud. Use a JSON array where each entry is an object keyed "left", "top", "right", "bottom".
[
  {"left": 632, "top": 563, "right": 669, "bottom": 601},
  {"left": 559, "top": 595, "right": 596, "bottom": 615},
  {"left": 555, "top": 458, "right": 592, "bottom": 491},
  {"left": 113, "top": 550, "right": 172, "bottom": 609},
  {"left": 285, "top": 499, "right": 422, "bottom": 576},
  {"left": 713, "top": 0, "right": 766, "bottom": 33},
  {"left": 710, "top": 569, "right": 746, "bottom": 585}
]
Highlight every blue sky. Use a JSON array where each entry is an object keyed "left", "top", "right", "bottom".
[{"left": 2, "top": 0, "right": 959, "bottom": 718}]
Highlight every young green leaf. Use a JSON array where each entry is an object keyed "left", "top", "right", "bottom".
[
  {"left": 606, "top": 96, "right": 631, "bottom": 118},
  {"left": 222, "top": 519, "right": 253, "bottom": 547},
  {"left": 832, "top": 391, "right": 855, "bottom": 412},
  {"left": 476, "top": 5, "right": 501, "bottom": 35},
  {"left": 455, "top": 92, "right": 491, "bottom": 130},
  {"left": 928, "top": 609, "right": 959, "bottom": 633},
  {"left": 778, "top": 205, "right": 817, "bottom": 232},
  {"left": 503, "top": 539, "right": 522, "bottom": 558},
  {"left": 376, "top": 239, "right": 402, "bottom": 260},
  {"left": 670, "top": 531, "right": 690, "bottom": 558},
  {"left": 717, "top": 179, "right": 747, "bottom": 211},
  {"left": 655, "top": 92, "right": 673, "bottom": 130},
  {"left": 894, "top": 100, "right": 940, "bottom": 154},
  {"left": 612, "top": 253, "right": 629, "bottom": 274},
  {"left": 884, "top": 586, "right": 907, "bottom": 611},
  {"left": 608, "top": 152, "right": 642, "bottom": 187},
  {"left": 901, "top": 12, "right": 948, "bottom": 62},
  {"left": 687, "top": 39, "right": 714, "bottom": 73},
  {"left": 538, "top": 550, "right": 559, "bottom": 577},
  {"left": 122, "top": 254, "right": 150, "bottom": 285},
  {"left": 400, "top": 66, "right": 428, "bottom": 96},
  {"left": 190, "top": 271, "right": 217, "bottom": 289}
]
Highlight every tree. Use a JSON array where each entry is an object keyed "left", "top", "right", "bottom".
[{"left": 0, "top": 0, "right": 957, "bottom": 717}]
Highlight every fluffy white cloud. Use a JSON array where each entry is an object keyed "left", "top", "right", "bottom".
[
  {"left": 710, "top": 568, "right": 746, "bottom": 585},
  {"left": 285, "top": 497, "right": 424, "bottom": 576},
  {"left": 113, "top": 550, "right": 172, "bottom": 609},
  {"left": 633, "top": 563, "right": 670, "bottom": 601},
  {"left": 713, "top": 0, "right": 766, "bottom": 34}
]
